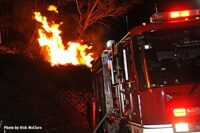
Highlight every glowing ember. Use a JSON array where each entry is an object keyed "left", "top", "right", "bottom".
[
  {"left": 33, "top": 10, "right": 93, "bottom": 67},
  {"left": 47, "top": 5, "right": 59, "bottom": 13}
]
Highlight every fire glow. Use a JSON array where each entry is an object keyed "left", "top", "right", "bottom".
[{"left": 33, "top": 6, "right": 93, "bottom": 67}]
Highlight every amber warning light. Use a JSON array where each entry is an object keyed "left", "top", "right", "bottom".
[
  {"left": 170, "top": 10, "right": 190, "bottom": 18},
  {"left": 173, "top": 108, "right": 187, "bottom": 117}
]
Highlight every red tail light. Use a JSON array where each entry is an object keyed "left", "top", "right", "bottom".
[
  {"left": 173, "top": 108, "right": 187, "bottom": 117},
  {"left": 92, "top": 99, "right": 96, "bottom": 129}
]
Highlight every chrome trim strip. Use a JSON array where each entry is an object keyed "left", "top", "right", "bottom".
[
  {"left": 143, "top": 124, "right": 173, "bottom": 128},
  {"left": 128, "top": 122, "right": 142, "bottom": 127},
  {"left": 138, "top": 94, "right": 143, "bottom": 125},
  {"left": 110, "top": 60, "right": 115, "bottom": 84},
  {"left": 128, "top": 122, "right": 172, "bottom": 129},
  {"left": 123, "top": 49, "right": 129, "bottom": 80},
  {"left": 120, "top": 83, "right": 125, "bottom": 114}
]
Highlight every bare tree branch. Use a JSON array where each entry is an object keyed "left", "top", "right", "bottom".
[
  {"left": 75, "top": 0, "right": 83, "bottom": 35},
  {"left": 59, "top": 0, "right": 141, "bottom": 39},
  {"left": 82, "top": 0, "right": 98, "bottom": 32}
]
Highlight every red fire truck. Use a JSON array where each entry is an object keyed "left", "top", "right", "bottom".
[{"left": 91, "top": 8, "right": 200, "bottom": 133}]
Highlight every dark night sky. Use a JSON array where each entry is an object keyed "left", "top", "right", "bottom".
[{"left": 109, "top": 0, "right": 200, "bottom": 42}]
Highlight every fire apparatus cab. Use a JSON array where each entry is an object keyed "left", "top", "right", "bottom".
[{"left": 92, "top": 8, "right": 200, "bottom": 133}]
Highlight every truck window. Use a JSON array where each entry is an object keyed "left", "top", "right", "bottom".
[
  {"left": 135, "top": 25, "right": 200, "bottom": 87},
  {"left": 132, "top": 38, "right": 147, "bottom": 89}
]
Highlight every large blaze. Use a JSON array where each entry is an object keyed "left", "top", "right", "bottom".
[{"left": 33, "top": 6, "right": 93, "bottom": 67}]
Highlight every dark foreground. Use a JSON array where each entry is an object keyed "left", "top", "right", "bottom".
[{"left": 0, "top": 53, "right": 93, "bottom": 133}]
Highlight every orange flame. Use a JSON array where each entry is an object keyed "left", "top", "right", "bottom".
[{"left": 33, "top": 11, "right": 93, "bottom": 67}]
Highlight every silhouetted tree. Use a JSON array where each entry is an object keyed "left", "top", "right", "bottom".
[{"left": 59, "top": 0, "right": 141, "bottom": 39}]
